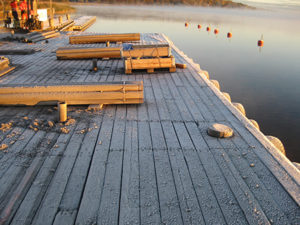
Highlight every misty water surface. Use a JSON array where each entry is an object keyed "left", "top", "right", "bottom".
[{"left": 74, "top": 4, "right": 300, "bottom": 162}]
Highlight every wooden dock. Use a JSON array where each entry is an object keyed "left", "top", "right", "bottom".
[
  {"left": 0, "top": 32, "right": 299, "bottom": 225},
  {"left": 72, "top": 16, "right": 97, "bottom": 31}
]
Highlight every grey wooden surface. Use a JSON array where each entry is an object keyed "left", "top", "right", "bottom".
[{"left": 0, "top": 32, "right": 299, "bottom": 225}]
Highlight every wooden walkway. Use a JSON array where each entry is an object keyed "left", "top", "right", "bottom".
[{"left": 0, "top": 32, "right": 299, "bottom": 225}]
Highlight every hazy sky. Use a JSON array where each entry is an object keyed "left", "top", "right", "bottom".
[{"left": 238, "top": 0, "right": 300, "bottom": 6}]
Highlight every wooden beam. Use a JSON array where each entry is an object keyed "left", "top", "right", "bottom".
[
  {"left": 125, "top": 57, "right": 175, "bottom": 73},
  {"left": 56, "top": 47, "right": 122, "bottom": 59},
  {"left": 175, "top": 63, "right": 187, "bottom": 69},
  {"left": 0, "top": 81, "right": 143, "bottom": 93},
  {"left": 0, "top": 81, "right": 144, "bottom": 106},
  {"left": 0, "top": 49, "right": 36, "bottom": 55},
  {"left": 122, "top": 46, "right": 170, "bottom": 58},
  {"left": 69, "top": 33, "right": 140, "bottom": 44},
  {"left": 30, "top": 32, "right": 60, "bottom": 43}
]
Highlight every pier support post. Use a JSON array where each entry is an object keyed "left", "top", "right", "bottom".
[{"left": 58, "top": 102, "right": 67, "bottom": 122}]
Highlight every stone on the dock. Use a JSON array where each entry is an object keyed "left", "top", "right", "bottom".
[
  {"left": 233, "top": 102, "right": 246, "bottom": 116},
  {"left": 222, "top": 92, "right": 231, "bottom": 102},
  {"left": 266, "top": 135, "right": 286, "bottom": 155},
  {"left": 211, "top": 79, "right": 220, "bottom": 90},
  {"left": 208, "top": 123, "right": 234, "bottom": 138},
  {"left": 249, "top": 119, "right": 260, "bottom": 130}
]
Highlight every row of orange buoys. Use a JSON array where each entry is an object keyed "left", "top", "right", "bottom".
[{"left": 184, "top": 22, "right": 264, "bottom": 47}]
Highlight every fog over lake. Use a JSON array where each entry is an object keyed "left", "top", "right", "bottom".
[{"left": 74, "top": 4, "right": 300, "bottom": 162}]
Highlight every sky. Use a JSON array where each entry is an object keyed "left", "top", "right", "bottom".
[
  {"left": 238, "top": 0, "right": 300, "bottom": 6},
  {"left": 237, "top": 0, "right": 300, "bottom": 11}
]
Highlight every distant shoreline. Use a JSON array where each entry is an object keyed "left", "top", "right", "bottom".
[{"left": 71, "top": 2, "right": 253, "bottom": 9}]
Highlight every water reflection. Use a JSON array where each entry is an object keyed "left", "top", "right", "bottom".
[{"left": 74, "top": 5, "right": 300, "bottom": 162}]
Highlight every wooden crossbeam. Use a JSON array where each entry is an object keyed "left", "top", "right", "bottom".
[
  {"left": 56, "top": 47, "right": 122, "bottom": 60},
  {"left": 69, "top": 33, "right": 140, "bottom": 44},
  {"left": 0, "top": 81, "right": 144, "bottom": 106}
]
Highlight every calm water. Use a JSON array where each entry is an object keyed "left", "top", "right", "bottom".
[{"left": 74, "top": 4, "right": 300, "bottom": 162}]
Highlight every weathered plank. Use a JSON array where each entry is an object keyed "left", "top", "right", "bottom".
[
  {"left": 118, "top": 120, "right": 140, "bottom": 225},
  {"left": 31, "top": 122, "right": 88, "bottom": 225},
  {"left": 161, "top": 121, "right": 205, "bottom": 224},
  {"left": 138, "top": 121, "right": 161, "bottom": 224},
  {"left": 75, "top": 107, "right": 116, "bottom": 225}
]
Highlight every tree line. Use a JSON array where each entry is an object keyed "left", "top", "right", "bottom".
[{"left": 70, "top": 0, "right": 249, "bottom": 8}]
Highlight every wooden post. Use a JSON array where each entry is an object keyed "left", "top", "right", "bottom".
[
  {"left": 58, "top": 102, "right": 67, "bottom": 122},
  {"left": 92, "top": 59, "right": 98, "bottom": 72},
  {"left": 58, "top": 16, "right": 63, "bottom": 24},
  {"left": 49, "top": 18, "right": 54, "bottom": 29},
  {"left": 66, "top": 14, "right": 70, "bottom": 21},
  {"left": 106, "top": 41, "right": 110, "bottom": 47}
]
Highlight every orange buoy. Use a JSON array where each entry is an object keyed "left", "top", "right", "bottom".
[
  {"left": 214, "top": 28, "right": 219, "bottom": 34},
  {"left": 227, "top": 32, "right": 232, "bottom": 38},
  {"left": 258, "top": 40, "right": 264, "bottom": 47},
  {"left": 185, "top": 22, "right": 188, "bottom": 27},
  {"left": 206, "top": 26, "right": 211, "bottom": 31},
  {"left": 197, "top": 24, "right": 202, "bottom": 29}
]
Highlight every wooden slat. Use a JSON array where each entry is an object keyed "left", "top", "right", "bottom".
[
  {"left": 118, "top": 120, "right": 140, "bottom": 225},
  {"left": 75, "top": 111, "right": 115, "bottom": 225},
  {"left": 97, "top": 107, "right": 126, "bottom": 224},
  {"left": 31, "top": 122, "right": 87, "bottom": 225}
]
